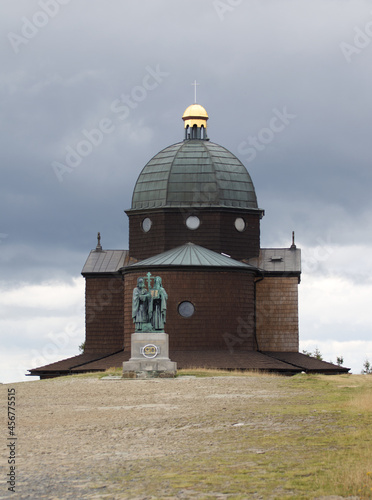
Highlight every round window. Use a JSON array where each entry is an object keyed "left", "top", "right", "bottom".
[
  {"left": 178, "top": 301, "right": 195, "bottom": 318},
  {"left": 186, "top": 216, "right": 200, "bottom": 230},
  {"left": 142, "top": 217, "right": 152, "bottom": 232},
  {"left": 234, "top": 217, "right": 245, "bottom": 232}
]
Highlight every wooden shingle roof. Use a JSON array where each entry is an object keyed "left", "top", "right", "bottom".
[
  {"left": 82, "top": 250, "right": 130, "bottom": 274},
  {"left": 28, "top": 350, "right": 349, "bottom": 377}
]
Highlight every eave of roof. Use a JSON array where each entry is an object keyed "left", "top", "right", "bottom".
[
  {"left": 28, "top": 350, "right": 349, "bottom": 376},
  {"left": 263, "top": 352, "right": 350, "bottom": 373}
]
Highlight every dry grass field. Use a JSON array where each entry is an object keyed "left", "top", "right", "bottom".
[{"left": 1, "top": 370, "right": 372, "bottom": 499}]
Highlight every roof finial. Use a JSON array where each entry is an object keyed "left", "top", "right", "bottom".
[
  {"left": 290, "top": 230, "right": 296, "bottom": 250},
  {"left": 191, "top": 80, "right": 200, "bottom": 104},
  {"left": 96, "top": 231, "right": 102, "bottom": 251}
]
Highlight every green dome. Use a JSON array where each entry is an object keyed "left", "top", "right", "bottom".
[{"left": 131, "top": 140, "right": 258, "bottom": 210}]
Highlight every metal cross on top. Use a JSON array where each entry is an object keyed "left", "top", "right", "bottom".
[
  {"left": 191, "top": 80, "right": 200, "bottom": 104},
  {"left": 145, "top": 271, "right": 154, "bottom": 290}
]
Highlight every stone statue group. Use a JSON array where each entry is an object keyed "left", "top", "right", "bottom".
[{"left": 132, "top": 274, "right": 168, "bottom": 332}]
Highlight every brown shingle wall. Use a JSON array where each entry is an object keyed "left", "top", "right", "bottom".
[
  {"left": 219, "top": 212, "right": 260, "bottom": 260},
  {"left": 165, "top": 211, "right": 221, "bottom": 253},
  {"left": 128, "top": 211, "right": 166, "bottom": 260},
  {"left": 124, "top": 270, "right": 256, "bottom": 352},
  {"left": 128, "top": 209, "right": 260, "bottom": 260},
  {"left": 255, "top": 277, "right": 299, "bottom": 352},
  {"left": 84, "top": 276, "right": 124, "bottom": 354}
]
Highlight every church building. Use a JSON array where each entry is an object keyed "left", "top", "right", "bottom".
[{"left": 29, "top": 103, "right": 348, "bottom": 378}]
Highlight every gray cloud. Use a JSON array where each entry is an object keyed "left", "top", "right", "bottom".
[{"left": 2, "top": 0, "right": 371, "bottom": 259}]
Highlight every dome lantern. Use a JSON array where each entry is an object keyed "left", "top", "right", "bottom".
[{"left": 182, "top": 104, "right": 209, "bottom": 140}]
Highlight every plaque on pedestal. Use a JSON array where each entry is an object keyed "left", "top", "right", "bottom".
[
  {"left": 125, "top": 274, "right": 176, "bottom": 378},
  {"left": 123, "top": 332, "right": 177, "bottom": 378}
]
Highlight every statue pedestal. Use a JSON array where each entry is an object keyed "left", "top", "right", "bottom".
[{"left": 123, "top": 333, "right": 177, "bottom": 378}]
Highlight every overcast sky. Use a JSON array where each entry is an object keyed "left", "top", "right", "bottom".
[{"left": 1, "top": 0, "right": 372, "bottom": 383}]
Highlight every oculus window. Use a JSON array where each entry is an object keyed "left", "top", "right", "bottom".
[
  {"left": 186, "top": 216, "right": 200, "bottom": 230},
  {"left": 178, "top": 301, "right": 195, "bottom": 318},
  {"left": 142, "top": 217, "right": 152, "bottom": 232},
  {"left": 234, "top": 217, "right": 246, "bottom": 232}
]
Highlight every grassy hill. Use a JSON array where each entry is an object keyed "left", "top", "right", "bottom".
[{"left": 3, "top": 370, "right": 372, "bottom": 499}]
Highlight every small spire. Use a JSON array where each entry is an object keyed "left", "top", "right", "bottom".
[
  {"left": 290, "top": 231, "right": 296, "bottom": 250},
  {"left": 96, "top": 231, "right": 102, "bottom": 251}
]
